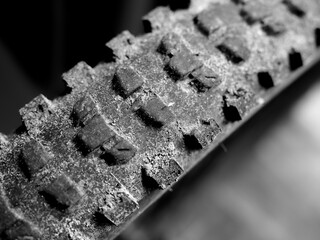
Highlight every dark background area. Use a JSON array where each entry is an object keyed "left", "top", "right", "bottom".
[{"left": 0, "top": 0, "right": 189, "bottom": 133}]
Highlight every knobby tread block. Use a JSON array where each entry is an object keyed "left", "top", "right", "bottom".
[
  {"left": 1, "top": 0, "right": 320, "bottom": 239},
  {"left": 261, "top": 16, "right": 287, "bottom": 36},
  {"left": 19, "top": 94, "right": 55, "bottom": 136},
  {"left": 62, "top": 61, "right": 96, "bottom": 92},
  {"left": 106, "top": 31, "right": 137, "bottom": 60},
  {"left": 142, "top": 157, "right": 183, "bottom": 190},
  {"left": 240, "top": 2, "right": 271, "bottom": 25},
  {"left": 167, "top": 52, "right": 202, "bottom": 80},
  {"left": 222, "top": 85, "right": 253, "bottom": 122},
  {"left": 73, "top": 94, "right": 98, "bottom": 126},
  {"left": 282, "top": 0, "right": 306, "bottom": 18},
  {"left": 40, "top": 174, "right": 84, "bottom": 211},
  {"left": 133, "top": 95, "right": 175, "bottom": 128},
  {"left": 101, "top": 137, "right": 137, "bottom": 165},
  {"left": 193, "top": 119, "right": 221, "bottom": 148},
  {"left": 158, "top": 33, "right": 187, "bottom": 56},
  {"left": 98, "top": 192, "right": 139, "bottom": 226},
  {"left": 113, "top": 65, "right": 144, "bottom": 98},
  {"left": 97, "top": 175, "right": 139, "bottom": 226},
  {"left": 189, "top": 66, "right": 221, "bottom": 93},
  {"left": 19, "top": 139, "right": 51, "bottom": 179},
  {"left": 195, "top": 2, "right": 241, "bottom": 36},
  {"left": 76, "top": 114, "right": 116, "bottom": 153},
  {"left": 142, "top": 7, "right": 173, "bottom": 32},
  {"left": 217, "top": 35, "right": 250, "bottom": 64},
  {"left": 239, "top": 1, "right": 288, "bottom": 36}
]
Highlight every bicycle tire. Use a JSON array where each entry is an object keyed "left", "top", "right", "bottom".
[{"left": 1, "top": 0, "right": 320, "bottom": 239}]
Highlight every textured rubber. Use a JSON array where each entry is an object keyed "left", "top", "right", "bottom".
[{"left": 1, "top": 0, "right": 320, "bottom": 239}]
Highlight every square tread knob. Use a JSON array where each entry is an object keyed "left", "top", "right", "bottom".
[
  {"left": 19, "top": 140, "right": 51, "bottom": 178},
  {"left": 113, "top": 66, "right": 144, "bottom": 98},
  {"left": 76, "top": 114, "right": 116, "bottom": 154},
  {"left": 41, "top": 174, "right": 83, "bottom": 211},
  {"left": 134, "top": 96, "right": 175, "bottom": 128}
]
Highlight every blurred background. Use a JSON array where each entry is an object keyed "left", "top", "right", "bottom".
[{"left": 1, "top": 1, "right": 320, "bottom": 240}]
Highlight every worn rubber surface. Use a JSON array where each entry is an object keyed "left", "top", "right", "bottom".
[{"left": 1, "top": 0, "right": 320, "bottom": 239}]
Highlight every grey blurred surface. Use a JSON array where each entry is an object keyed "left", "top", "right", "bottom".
[{"left": 118, "top": 64, "right": 320, "bottom": 240}]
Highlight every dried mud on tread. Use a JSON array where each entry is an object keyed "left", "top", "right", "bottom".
[{"left": 1, "top": 0, "right": 320, "bottom": 239}]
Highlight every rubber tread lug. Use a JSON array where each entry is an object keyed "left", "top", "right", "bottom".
[
  {"left": 282, "top": 0, "right": 306, "bottom": 18},
  {"left": 76, "top": 114, "right": 116, "bottom": 153},
  {"left": 167, "top": 52, "right": 202, "bottom": 80},
  {"left": 193, "top": 119, "right": 221, "bottom": 148},
  {"left": 217, "top": 35, "right": 250, "bottom": 64},
  {"left": 62, "top": 61, "right": 96, "bottom": 92},
  {"left": 240, "top": 2, "right": 271, "bottom": 24},
  {"left": 189, "top": 67, "right": 221, "bottom": 93},
  {"left": 142, "top": 7, "right": 173, "bottom": 32},
  {"left": 261, "top": 16, "right": 287, "bottom": 36},
  {"left": 19, "top": 139, "right": 51, "bottom": 178},
  {"left": 133, "top": 95, "right": 175, "bottom": 128},
  {"left": 19, "top": 94, "right": 54, "bottom": 134},
  {"left": 72, "top": 94, "right": 98, "bottom": 126},
  {"left": 113, "top": 65, "right": 144, "bottom": 98},
  {"left": 106, "top": 31, "right": 136, "bottom": 60},
  {"left": 158, "top": 33, "right": 187, "bottom": 57},
  {"left": 222, "top": 86, "right": 253, "bottom": 122},
  {"left": 97, "top": 175, "right": 138, "bottom": 226},
  {"left": 101, "top": 137, "right": 137, "bottom": 165},
  {"left": 142, "top": 158, "right": 182, "bottom": 189},
  {"left": 41, "top": 174, "right": 83, "bottom": 211},
  {"left": 195, "top": 3, "right": 241, "bottom": 36}
]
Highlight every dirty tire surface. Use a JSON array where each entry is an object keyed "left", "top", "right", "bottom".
[{"left": 1, "top": 0, "right": 320, "bottom": 239}]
